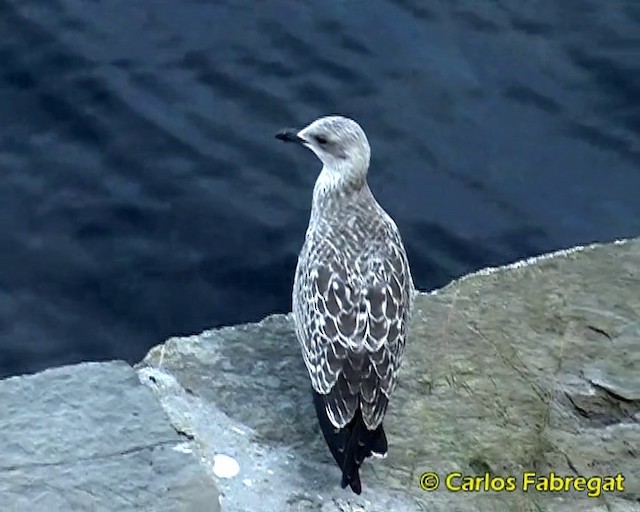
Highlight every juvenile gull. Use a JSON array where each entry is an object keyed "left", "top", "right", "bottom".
[{"left": 276, "top": 116, "right": 414, "bottom": 494}]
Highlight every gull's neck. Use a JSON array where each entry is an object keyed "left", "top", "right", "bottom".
[
  {"left": 311, "top": 161, "right": 370, "bottom": 217},
  {"left": 313, "top": 165, "right": 367, "bottom": 203}
]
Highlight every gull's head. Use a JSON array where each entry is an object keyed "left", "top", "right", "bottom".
[{"left": 276, "top": 116, "right": 371, "bottom": 177}]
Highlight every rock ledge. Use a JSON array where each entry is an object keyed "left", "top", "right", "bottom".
[{"left": 1, "top": 238, "right": 638, "bottom": 511}]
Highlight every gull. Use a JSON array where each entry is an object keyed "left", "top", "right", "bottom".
[{"left": 276, "top": 115, "right": 414, "bottom": 494}]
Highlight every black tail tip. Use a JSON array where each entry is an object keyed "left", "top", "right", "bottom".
[
  {"left": 341, "top": 468, "right": 362, "bottom": 494},
  {"left": 311, "top": 389, "right": 388, "bottom": 495},
  {"left": 340, "top": 420, "right": 387, "bottom": 495}
]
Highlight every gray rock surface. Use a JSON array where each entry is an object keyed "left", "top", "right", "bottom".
[
  {"left": 137, "top": 238, "right": 640, "bottom": 512},
  {"left": 1, "top": 238, "right": 637, "bottom": 511},
  {"left": 0, "top": 361, "right": 220, "bottom": 512}
]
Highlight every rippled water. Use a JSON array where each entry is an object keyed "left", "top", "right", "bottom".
[{"left": 1, "top": 0, "right": 638, "bottom": 378}]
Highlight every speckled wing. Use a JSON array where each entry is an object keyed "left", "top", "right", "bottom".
[{"left": 293, "top": 231, "right": 413, "bottom": 431}]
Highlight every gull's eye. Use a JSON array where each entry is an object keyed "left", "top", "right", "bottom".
[{"left": 314, "top": 135, "right": 328, "bottom": 145}]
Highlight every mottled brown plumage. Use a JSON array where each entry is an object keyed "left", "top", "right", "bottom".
[{"left": 277, "top": 115, "right": 414, "bottom": 494}]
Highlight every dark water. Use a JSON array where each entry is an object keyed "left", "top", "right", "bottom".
[{"left": 1, "top": 0, "right": 638, "bottom": 379}]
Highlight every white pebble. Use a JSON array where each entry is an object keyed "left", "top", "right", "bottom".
[{"left": 212, "top": 454, "right": 240, "bottom": 478}]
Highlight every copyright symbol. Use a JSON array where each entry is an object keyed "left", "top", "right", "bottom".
[{"left": 419, "top": 472, "right": 440, "bottom": 491}]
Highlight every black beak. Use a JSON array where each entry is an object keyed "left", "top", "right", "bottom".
[{"left": 275, "top": 128, "right": 306, "bottom": 144}]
